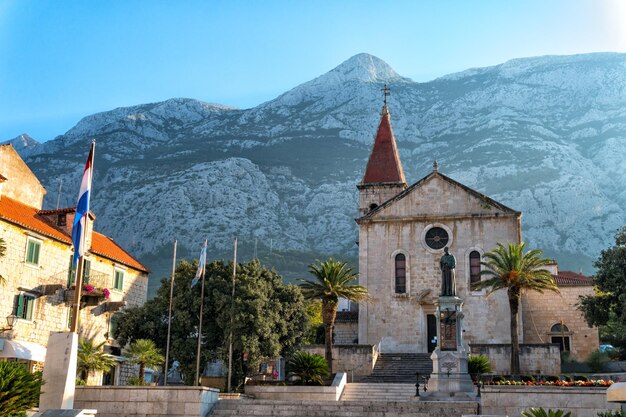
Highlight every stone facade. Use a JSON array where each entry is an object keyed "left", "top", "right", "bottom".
[
  {"left": 522, "top": 280, "right": 599, "bottom": 362},
  {"left": 471, "top": 344, "right": 561, "bottom": 375},
  {"left": 0, "top": 144, "right": 149, "bottom": 385},
  {"left": 357, "top": 171, "right": 521, "bottom": 353}
]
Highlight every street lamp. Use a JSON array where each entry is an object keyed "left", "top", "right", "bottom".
[{"left": 1, "top": 314, "right": 17, "bottom": 331}]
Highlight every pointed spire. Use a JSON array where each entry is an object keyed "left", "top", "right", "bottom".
[
  {"left": 361, "top": 96, "right": 406, "bottom": 185},
  {"left": 433, "top": 160, "right": 438, "bottom": 173}
]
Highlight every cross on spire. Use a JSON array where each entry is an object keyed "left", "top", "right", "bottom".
[{"left": 382, "top": 83, "right": 390, "bottom": 106}]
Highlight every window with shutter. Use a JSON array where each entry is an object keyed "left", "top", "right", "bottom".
[
  {"left": 114, "top": 269, "right": 124, "bottom": 291},
  {"left": 25, "top": 238, "right": 42, "bottom": 265},
  {"left": 14, "top": 293, "right": 36, "bottom": 320}
]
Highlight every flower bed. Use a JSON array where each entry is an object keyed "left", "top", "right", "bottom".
[{"left": 484, "top": 379, "right": 614, "bottom": 387}]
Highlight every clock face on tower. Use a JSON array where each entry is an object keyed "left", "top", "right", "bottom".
[{"left": 425, "top": 227, "right": 449, "bottom": 250}]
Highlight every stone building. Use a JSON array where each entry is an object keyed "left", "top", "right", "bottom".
[
  {"left": 0, "top": 144, "right": 149, "bottom": 385},
  {"left": 351, "top": 103, "right": 598, "bottom": 365}
]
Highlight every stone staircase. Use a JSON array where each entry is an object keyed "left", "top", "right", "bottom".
[
  {"left": 362, "top": 353, "right": 433, "bottom": 383},
  {"left": 210, "top": 398, "right": 478, "bottom": 417},
  {"left": 340, "top": 382, "right": 417, "bottom": 401}
]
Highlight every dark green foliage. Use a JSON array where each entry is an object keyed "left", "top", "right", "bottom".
[
  {"left": 491, "top": 375, "right": 505, "bottom": 382},
  {"left": 287, "top": 352, "right": 330, "bottom": 385},
  {"left": 573, "top": 375, "right": 589, "bottom": 382},
  {"left": 468, "top": 355, "right": 493, "bottom": 380},
  {"left": 115, "top": 259, "right": 308, "bottom": 387},
  {"left": 521, "top": 375, "right": 536, "bottom": 382},
  {"left": 545, "top": 375, "right": 560, "bottom": 382},
  {"left": 77, "top": 338, "right": 117, "bottom": 383},
  {"left": 586, "top": 350, "right": 609, "bottom": 373},
  {"left": 597, "top": 410, "right": 626, "bottom": 417},
  {"left": 126, "top": 376, "right": 147, "bottom": 386},
  {"left": 579, "top": 227, "right": 626, "bottom": 359},
  {"left": 522, "top": 408, "right": 571, "bottom": 417},
  {"left": 0, "top": 362, "right": 44, "bottom": 417},
  {"left": 124, "top": 339, "right": 165, "bottom": 384}
]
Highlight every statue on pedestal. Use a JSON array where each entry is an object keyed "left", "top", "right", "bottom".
[{"left": 439, "top": 247, "right": 456, "bottom": 297}]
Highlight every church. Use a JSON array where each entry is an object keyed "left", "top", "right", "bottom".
[{"left": 341, "top": 97, "right": 599, "bottom": 372}]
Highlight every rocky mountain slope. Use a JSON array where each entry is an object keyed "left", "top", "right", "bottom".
[{"left": 11, "top": 52, "right": 626, "bottom": 291}]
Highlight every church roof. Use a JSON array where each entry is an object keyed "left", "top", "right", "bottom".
[
  {"left": 361, "top": 104, "right": 406, "bottom": 185},
  {"left": 0, "top": 195, "right": 149, "bottom": 273},
  {"left": 553, "top": 271, "right": 594, "bottom": 287},
  {"left": 359, "top": 167, "right": 521, "bottom": 221}
]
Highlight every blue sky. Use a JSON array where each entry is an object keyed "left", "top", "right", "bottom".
[{"left": 1, "top": 0, "right": 625, "bottom": 142}]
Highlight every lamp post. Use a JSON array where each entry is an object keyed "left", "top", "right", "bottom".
[{"left": 1, "top": 314, "right": 17, "bottom": 332}]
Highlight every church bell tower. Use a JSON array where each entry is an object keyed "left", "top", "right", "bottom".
[{"left": 357, "top": 85, "right": 407, "bottom": 216}]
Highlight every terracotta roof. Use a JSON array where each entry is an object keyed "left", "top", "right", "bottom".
[
  {"left": 553, "top": 271, "right": 594, "bottom": 286},
  {"left": 0, "top": 196, "right": 71, "bottom": 243},
  {"left": 91, "top": 232, "right": 149, "bottom": 273},
  {"left": 361, "top": 105, "right": 406, "bottom": 185},
  {"left": 0, "top": 196, "right": 148, "bottom": 273}
]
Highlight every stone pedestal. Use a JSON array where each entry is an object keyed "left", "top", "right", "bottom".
[
  {"left": 429, "top": 296, "right": 474, "bottom": 393},
  {"left": 39, "top": 332, "right": 78, "bottom": 411}
]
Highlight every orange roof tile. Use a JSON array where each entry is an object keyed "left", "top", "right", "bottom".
[
  {"left": 0, "top": 196, "right": 71, "bottom": 243},
  {"left": 0, "top": 196, "right": 148, "bottom": 273},
  {"left": 91, "top": 232, "right": 149, "bottom": 273}
]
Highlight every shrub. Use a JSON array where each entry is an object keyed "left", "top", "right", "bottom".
[
  {"left": 0, "top": 362, "right": 44, "bottom": 417},
  {"left": 126, "top": 376, "right": 147, "bottom": 386},
  {"left": 287, "top": 351, "right": 330, "bottom": 386},
  {"left": 573, "top": 375, "right": 589, "bottom": 382},
  {"left": 545, "top": 375, "right": 560, "bottom": 383},
  {"left": 75, "top": 378, "right": 86, "bottom": 386},
  {"left": 521, "top": 375, "right": 536, "bottom": 382},
  {"left": 521, "top": 407, "right": 571, "bottom": 417},
  {"left": 468, "top": 355, "right": 493, "bottom": 380},
  {"left": 597, "top": 411, "right": 626, "bottom": 417},
  {"left": 586, "top": 350, "right": 609, "bottom": 373},
  {"left": 491, "top": 375, "right": 505, "bottom": 382}
]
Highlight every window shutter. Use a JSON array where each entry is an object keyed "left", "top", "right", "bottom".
[
  {"left": 26, "top": 241, "right": 34, "bottom": 263},
  {"left": 25, "top": 297, "right": 34, "bottom": 320},
  {"left": 83, "top": 260, "right": 91, "bottom": 284},
  {"left": 68, "top": 256, "right": 76, "bottom": 287},
  {"left": 33, "top": 242, "right": 40, "bottom": 265},
  {"left": 16, "top": 294, "right": 24, "bottom": 318}
]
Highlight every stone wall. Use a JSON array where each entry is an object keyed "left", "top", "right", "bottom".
[
  {"left": 470, "top": 344, "right": 561, "bottom": 375},
  {"left": 74, "top": 386, "right": 219, "bottom": 417},
  {"left": 522, "top": 285, "right": 599, "bottom": 361},
  {"left": 0, "top": 144, "right": 45, "bottom": 208},
  {"left": 245, "top": 372, "right": 347, "bottom": 401},
  {"left": 303, "top": 345, "right": 377, "bottom": 379},
  {"left": 481, "top": 386, "right": 620, "bottom": 417},
  {"left": 334, "top": 321, "right": 358, "bottom": 345},
  {"left": 358, "top": 174, "right": 522, "bottom": 354}
]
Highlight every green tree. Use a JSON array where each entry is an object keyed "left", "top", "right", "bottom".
[
  {"left": 300, "top": 258, "right": 368, "bottom": 372},
  {"left": 76, "top": 338, "right": 117, "bottom": 383},
  {"left": 579, "top": 227, "right": 626, "bottom": 358},
  {"left": 287, "top": 351, "right": 330, "bottom": 385},
  {"left": 124, "top": 339, "right": 165, "bottom": 384},
  {"left": 471, "top": 242, "right": 558, "bottom": 375},
  {"left": 115, "top": 259, "right": 308, "bottom": 387},
  {"left": 0, "top": 362, "right": 44, "bottom": 417}
]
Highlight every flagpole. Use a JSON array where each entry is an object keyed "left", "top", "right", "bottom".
[
  {"left": 195, "top": 239, "right": 208, "bottom": 386},
  {"left": 227, "top": 237, "right": 237, "bottom": 392},
  {"left": 69, "top": 141, "right": 95, "bottom": 333},
  {"left": 164, "top": 239, "right": 177, "bottom": 386}
]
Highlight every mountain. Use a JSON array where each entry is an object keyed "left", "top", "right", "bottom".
[
  {"left": 2, "top": 133, "right": 40, "bottom": 156},
  {"left": 15, "top": 52, "right": 626, "bottom": 294}
]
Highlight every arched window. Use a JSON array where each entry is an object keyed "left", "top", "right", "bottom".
[
  {"left": 469, "top": 251, "right": 481, "bottom": 286},
  {"left": 550, "top": 323, "right": 571, "bottom": 352},
  {"left": 395, "top": 254, "right": 406, "bottom": 294}
]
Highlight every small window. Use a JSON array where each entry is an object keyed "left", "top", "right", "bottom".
[
  {"left": 68, "top": 257, "right": 91, "bottom": 286},
  {"left": 57, "top": 213, "right": 67, "bottom": 226},
  {"left": 14, "top": 293, "right": 36, "bottom": 320},
  {"left": 114, "top": 269, "right": 124, "bottom": 291},
  {"left": 395, "top": 253, "right": 406, "bottom": 294},
  {"left": 25, "top": 238, "right": 41, "bottom": 266},
  {"left": 469, "top": 251, "right": 481, "bottom": 286}
]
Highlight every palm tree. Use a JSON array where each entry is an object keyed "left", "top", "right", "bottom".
[
  {"left": 124, "top": 339, "right": 165, "bottom": 384},
  {"left": 287, "top": 351, "right": 330, "bottom": 385},
  {"left": 300, "top": 258, "right": 368, "bottom": 372},
  {"left": 77, "top": 338, "right": 117, "bottom": 383},
  {"left": 471, "top": 242, "right": 558, "bottom": 375}
]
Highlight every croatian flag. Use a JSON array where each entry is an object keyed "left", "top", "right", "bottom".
[
  {"left": 191, "top": 241, "right": 208, "bottom": 288},
  {"left": 71, "top": 142, "right": 95, "bottom": 266}
]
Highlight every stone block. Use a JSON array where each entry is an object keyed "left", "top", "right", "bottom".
[
  {"left": 129, "top": 388, "right": 148, "bottom": 402},
  {"left": 147, "top": 389, "right": 168, "bottom": 402}
]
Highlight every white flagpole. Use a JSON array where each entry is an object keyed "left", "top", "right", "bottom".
[
  {"left": 164, "top": 239, "right": 177, "bottom": 386},
  {"left": 227, "top": 237, "right": 237, "bottom": 392},
  {"left": 195, "top": 239, "right": 208, "bottom": 386}
]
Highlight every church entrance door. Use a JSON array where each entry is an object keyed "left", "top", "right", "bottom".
[{"left": 427, "top": 314, "right": 437, "bottom": 353}]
